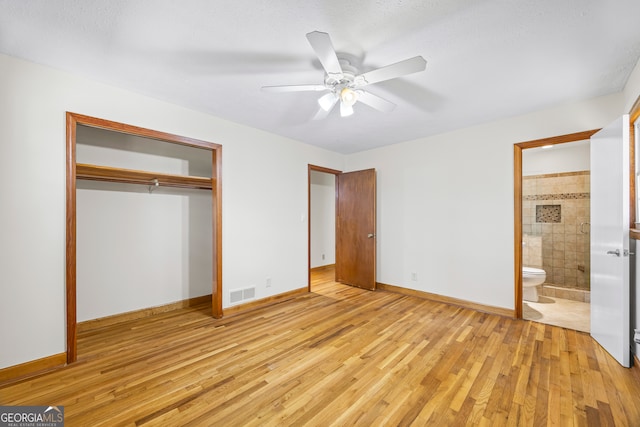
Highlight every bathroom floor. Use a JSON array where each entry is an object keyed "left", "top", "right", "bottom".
[{"left": 523, "top": 296, "right": 590, "bottom": 333}]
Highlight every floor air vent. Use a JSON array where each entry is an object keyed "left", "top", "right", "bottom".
[
  {"left": 243, "top": 287, "right": 255, "bottom": 300},
  {"left": 230, "top": 287, "right": 256, "bottom": 304}
]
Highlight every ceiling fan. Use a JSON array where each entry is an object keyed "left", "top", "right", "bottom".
[{"left": 262, "top": 31, "right": 427, "bottom": 119}]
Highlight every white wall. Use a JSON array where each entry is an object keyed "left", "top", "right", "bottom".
[
  {"left": 2, "top": 50, "right": 638, "bottom": 370},
  {"left": 76, "top": 183, "right": 212, "bottom": 321},
  {"left": 75, "top": 126, "right": 213, "bottom": 321},
  {"left": 522, "top": 141, "right": 590, "bottom": 176},
  {"left": 76, "top": 125, "right": 213, "bottom": 176},
  {"left": 0, "top": 53, "right": 344, "bottom": 369},
  {"left": 345, "top": 93, "right": 624, "bottom": 310},
  {"left": 310, "top": 171, "right": 336, "bottom": 268},
  {"left": 624, "top": 57, "right": 640, "bottom": 112}
]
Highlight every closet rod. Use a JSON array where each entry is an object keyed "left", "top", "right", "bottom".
[{"left": 76, "top": 163, "right": 213, "bottom": 190}]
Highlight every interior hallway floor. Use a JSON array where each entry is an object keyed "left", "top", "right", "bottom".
[{"left": 523, "top": 296, "right": 590, "bottom": 333}]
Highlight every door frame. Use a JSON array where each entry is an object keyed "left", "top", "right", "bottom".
[
  {"left": 513, "top": 129, "right": 600, "bottom": 318},
  {"left": 307, "top": 164, "right": 342, "bottom": 290},
  {"left": 66, "top": 112, "right": 223, "bottom": 363}
]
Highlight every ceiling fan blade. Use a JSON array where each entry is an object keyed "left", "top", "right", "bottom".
[
  {"left": 357, "top": 91, "right": 396, "bottom": 112},
  {"left": 355, "top": 56, "right": 427, "bottom": 86},
  {"left": 261, "top": 84, "right": 327, "bottom": 92},
  {"left": 306, "top": 31, "right": 343, "bottom": 76}
]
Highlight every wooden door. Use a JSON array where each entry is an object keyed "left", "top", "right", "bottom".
[{"left": 335, "top": 169, "right": 376, "bottom": 290}]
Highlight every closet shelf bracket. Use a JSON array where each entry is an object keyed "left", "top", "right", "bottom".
[{"left": 148, "top": 179, "right": 159, "bottom": 193}]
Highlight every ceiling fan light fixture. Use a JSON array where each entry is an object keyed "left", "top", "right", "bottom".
[
  {"left": 340, "top": 101, "right": 354, "bottom": 117},
  {"left": 263, "top": 31, "right": 427, "bottom": 120},
  {"left": 318, "top": 92, "right": 338, "bottom": 111},
  {"left": 340, "top": 87, "right": 358, "bottom": 106}
]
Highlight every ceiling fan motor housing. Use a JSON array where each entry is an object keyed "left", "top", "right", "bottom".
[{"left": 324, "top": 54, "right": 362, "bottom": 92}]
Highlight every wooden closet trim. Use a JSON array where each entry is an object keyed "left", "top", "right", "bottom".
[{"left": 66, "top": 112, "right": 223, "bottom": 364}]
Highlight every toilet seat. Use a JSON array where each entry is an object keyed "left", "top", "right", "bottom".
[
  {"left": 522, "top": 267, "right": 545, "bottom": 302},
  {"left": 523, "top": 267, "right": 545, "bottom": 276}
]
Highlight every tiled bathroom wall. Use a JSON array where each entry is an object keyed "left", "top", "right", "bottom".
[
  {"left": 522, "top": 171, "right": 590, "bottom": 292},
  {"left": 522, "top": 234, "right": 542, "bottom": 267}
]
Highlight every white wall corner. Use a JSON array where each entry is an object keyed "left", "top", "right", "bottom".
[{"left": 623, "top": 57, "right": 640, "bottom": 112}]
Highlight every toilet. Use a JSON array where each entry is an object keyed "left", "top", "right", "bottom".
[{"left": 522, "top": 267, "right": 546, "bottom": 302}]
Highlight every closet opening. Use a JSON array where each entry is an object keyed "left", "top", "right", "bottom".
[{"left": 66, "top": 113, "right": 222, "bottom": 364}]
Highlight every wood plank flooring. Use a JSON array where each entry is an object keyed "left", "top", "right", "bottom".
[{"left": 2, "top": 266, "right": 640, "bottom": 426}]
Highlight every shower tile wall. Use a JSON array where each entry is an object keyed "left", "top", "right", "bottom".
[
  {"left": 522, "top": 234, "right": 542, "bottom": 267},
  {"left": 522, "top": 171, "right": 590, "bottom": 290}
]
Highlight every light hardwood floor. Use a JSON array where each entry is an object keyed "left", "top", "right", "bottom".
[{"left": 2, "top": 266, "right": 640, "bottom": 426}]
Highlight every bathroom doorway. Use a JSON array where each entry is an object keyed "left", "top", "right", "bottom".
[{"left": 521, "top": 140, "right": 591, "bottom": 331}]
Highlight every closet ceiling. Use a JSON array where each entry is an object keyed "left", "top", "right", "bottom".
[{"left": 1, "top": 0, "right": 639, "bottom": 154}]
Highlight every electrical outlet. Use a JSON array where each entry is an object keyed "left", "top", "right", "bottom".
[
  {"left": 411, "top": 272, "right": 417, "bottom": 281},
  {"left": 322, "top": 254, "right": 325, "bottom": 260},
  {"left": 266, "top": 277, "right": 272, "bottom": 288}
]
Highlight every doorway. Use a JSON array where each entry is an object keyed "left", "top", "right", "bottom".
[
  {"left": 66, "top": 113, "right": 222, "bottom": 363},
  {"left": 520, "top": 140, "right": 592, "bottom": 332},
  {"left": 308, "top": 165, "right": 341, "bottom": 291},
  {"left": 513, "top": 129, "right": 599, "bottom": 321},
  {"left": 307, "top": 165, "right": 377, "bottom": 291}
]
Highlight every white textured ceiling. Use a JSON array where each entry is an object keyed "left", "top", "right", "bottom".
[{"left": 1, "top": 0, "right": 639, "bottom": 153}]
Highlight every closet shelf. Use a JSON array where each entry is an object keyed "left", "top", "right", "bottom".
[{"left": 76, "top": 163, "right": 213, "bottom": 190}]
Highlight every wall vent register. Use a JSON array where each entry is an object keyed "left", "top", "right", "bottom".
[{"left": 230, "top": 287, "right": 256, "bottom": 304}]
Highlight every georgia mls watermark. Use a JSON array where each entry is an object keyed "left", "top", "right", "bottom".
[{"left": 0, "top": 406, "right": 64, "bottom": 427}]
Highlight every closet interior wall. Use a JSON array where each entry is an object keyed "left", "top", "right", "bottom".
[
  {"left": 76, "top": 125, "right": 213, "bottom": 322},
  {"left": 66, "top": 113, "right": 222, "bottom": 363}
]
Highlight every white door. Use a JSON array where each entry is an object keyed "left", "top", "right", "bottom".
[{"left": 590, "top": 115, "right": 631, "bottom": 368}]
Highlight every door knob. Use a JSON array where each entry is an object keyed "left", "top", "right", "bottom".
[
  {"left": 607, "top": 249, "right": 621, "bottom": 257},
  {"left": 367, "top": 233, "right": 376, "bottom": 238}
]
